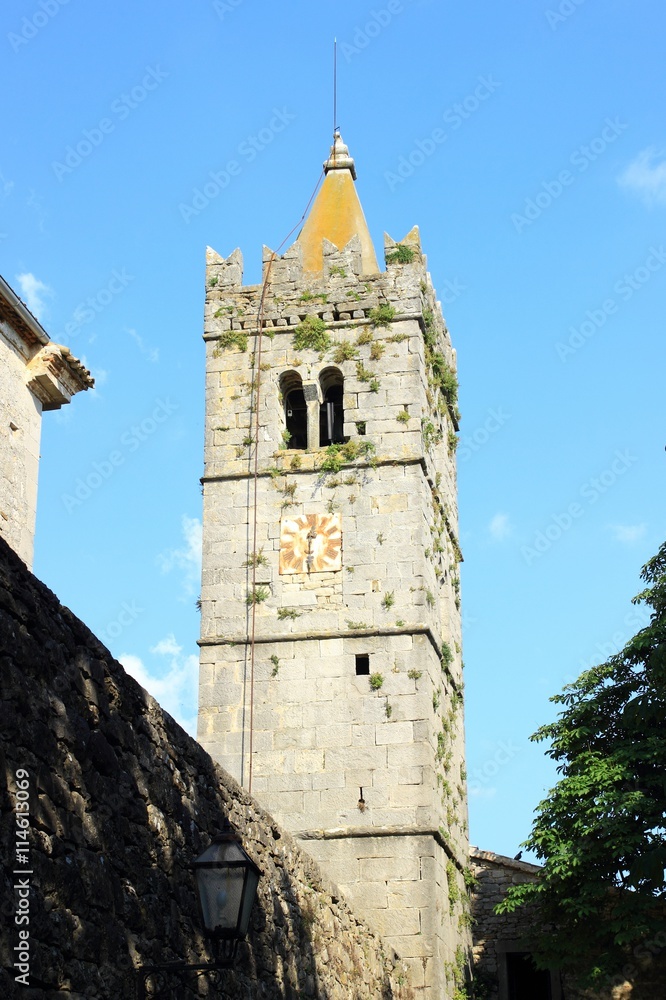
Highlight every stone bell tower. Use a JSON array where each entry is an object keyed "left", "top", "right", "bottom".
[{"left": 198, "top": 133, "right": 470, "bottom": 996}]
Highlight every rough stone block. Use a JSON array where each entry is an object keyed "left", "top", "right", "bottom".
[
  {"left": 375, "top": 721, "right": 414, "bottom": 745},
  {"left": 364, "top": 905, "right": 421, "bottom": 938},
  {"left": 316, "top": 723, "right": 352, "bottom": 748}
]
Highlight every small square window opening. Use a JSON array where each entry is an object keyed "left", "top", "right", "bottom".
[{"left": 355, "top": 655, "right": 370, "bottom": 675}]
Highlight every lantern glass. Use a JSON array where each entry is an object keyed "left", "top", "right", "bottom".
[{"left": 193, "top": 836, "right": 261, "bottom": 940}]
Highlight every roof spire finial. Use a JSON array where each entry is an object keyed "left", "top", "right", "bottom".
[{"left": 324, "top": 132, "right": 357, "bottom": 181}]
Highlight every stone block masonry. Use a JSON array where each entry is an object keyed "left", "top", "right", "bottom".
[
  {"left": 0, "top": 276, "right": 92, "bottom": 569},
  {"left": 0, "top": 536, "right": 414, "bottom": 999},
  {"left": 198, "top": 207, "right": 470, "bottom": 998},
  {"left": 469, "top": 848, "right": 666, "bottom": 1000}
]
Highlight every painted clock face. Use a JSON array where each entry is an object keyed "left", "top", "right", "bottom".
[{"left": 279, "top": 514, "right": 342, "bottom": 575}]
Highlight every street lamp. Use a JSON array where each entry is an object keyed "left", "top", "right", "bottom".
[
  {"left": 193, "top": 824, "right": 262, "bottom": 962},
  {"left": 137, "top": 823, "right": 262, "bottom": 998}
]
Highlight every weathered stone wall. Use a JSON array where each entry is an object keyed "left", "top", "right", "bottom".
[
  {"left": 304, "top": 830, "right": 472, "bottom": 996},
  {"left": 0, "top": 281, "right": 92, "bottom": 570},
  {"left": 0, "top": 320, "right": 42, "bottom": 568},
  {"left": 199, "top": 226, "right": 468, "bottom": 997},
  {"left": 0, "top": 536, "right": 414, "bottom": 999},
  {"left": 469, "top": 848, "right": 666, "bottom": 1000},
  {"left": 470, "top": 848, "right": 552, "bottom": 999}
]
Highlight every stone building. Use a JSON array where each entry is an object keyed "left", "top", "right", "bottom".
[
  {"left": 0, "top": 274, "right": 93, "bottom": 568},
  {"left": 470, "top": 849, "right": 563, "bottom": 1000},
  {"left": 197, "top": 133, "right": 469, "bottom": 997},
  {"left": 469, "top": 848, "right": 666, "bottom": 1000}
]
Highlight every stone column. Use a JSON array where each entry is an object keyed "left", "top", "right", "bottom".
[{"left": 303, "top": 381, "right": 321, "bottom": 452}]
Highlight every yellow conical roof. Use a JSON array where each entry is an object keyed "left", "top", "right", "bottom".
[{"left": 297, "top": 133, "right": 379, "bottom": 275}]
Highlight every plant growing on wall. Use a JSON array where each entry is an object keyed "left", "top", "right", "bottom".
[
  {"left": 355, "top": 328, "right": 373, "bottom": 346},
  {"left": 332, "top": 340, "right": 358, "bottom": 363},
  {"left": 368, "top": 304, "right": 396, "bottom": 327},
  {"left": 243, "top": 550, "right": 269, "bottom": 568},
  {"left": 355, "top": 360, "right": 375, "bottom": 383},
  {"left": 369, "top": 673, "right": 384, "bottom": 690},
  {"left": 214, "top": 329, "right": 248, "bottom": 352},
  {"left": 421, "top": 419, "right": 442, "bottom": 450},
  {"left": 246, "top": 586, "right": 269, "bottom": 605},
  {"left": 319, "top": 439, "right": 375, "bottom": 473},
  {"left": 277, "top": 607, "right": 301, "bottom": 620},
  {"left": 452, "top": 575, "right": 461, "bottom": 608},
  {"left": 446, "top": 860, "right": 460, "bottom": 914},
  {"left": 385, "top": 244, "right": 415, "bottom": 264},
  {"left": 292, "top": 315, "right": 331, "bottom": 353}
]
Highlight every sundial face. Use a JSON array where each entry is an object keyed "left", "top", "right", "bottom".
[{"left": 279, "top": 514, "right": 342, "bottom": 575}]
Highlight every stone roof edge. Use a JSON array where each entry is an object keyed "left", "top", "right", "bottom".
[
  {"left": 46, "top": 343, "right": 95, "bottom": 390},
  {"left": 0, "top": 274, "right": 93, "bottom": 390},
  {"left": 0, "top": 273, "right": 50, "bottom": 347},
  {"left": 470, "top": 846, "right": 542, "bottom": 875}
]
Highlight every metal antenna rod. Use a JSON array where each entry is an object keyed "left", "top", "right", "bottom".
[{"left": 333, "top": 37, "right": 338, "bottom": 135}]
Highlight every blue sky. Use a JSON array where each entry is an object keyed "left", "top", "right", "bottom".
[{"left": 2, "top": 0, "right": 664, "bottom": 861}]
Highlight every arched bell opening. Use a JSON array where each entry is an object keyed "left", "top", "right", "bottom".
[
  {"left": 280, "top": 370, "right": 307, "bottom": 450},
  {"left": 319, "top": 367, "right": 346, "bottom": 447}
]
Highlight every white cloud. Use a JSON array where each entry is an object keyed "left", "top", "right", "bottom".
[
  {"left": 0, "top": 169, "right": 14, "bottom": 197},
  {"left": 489, "top": 512, "right": 512, "bottom": 541},
  {"left": 120, "top": 635, "right": 198, "bottom": 736},
  {"left": 151, "top": 634, "right": 182, "bottom": 657},
  {"left": 127, "top": 327, "right": 159, "bottom": 363},
  {"left": 157, "top": 515, "right": 203, "bottom": 600},
  {"left": 468, "top": 785, "right": 497, "bottom": 800},
  {"left": 607, "top": 523, "right": 646, "bottom": 544},
  {"left": 618, "top": 148, "right": 666, "bottom": 206},
  {"left": 15, "top": 272, "right": 53, "bottom": 320}
]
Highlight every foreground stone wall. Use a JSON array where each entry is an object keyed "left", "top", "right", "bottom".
[
  {"left": 0, "top": 537, "right": 413, "bottom": 999},
  {"left": 470, "top": 848, "right": 666, "bottom": 1000}
]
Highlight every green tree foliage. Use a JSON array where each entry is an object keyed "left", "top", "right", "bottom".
[{"left": 498, "top": 541, "right": 666, "bottom": 981}]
